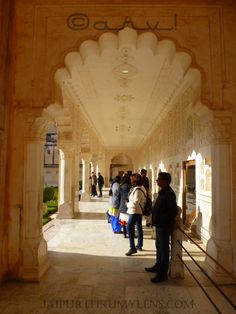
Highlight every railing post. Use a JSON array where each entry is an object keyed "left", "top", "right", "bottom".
[{"left": 170, "top": 207, "right": 184, "bottom": 279}]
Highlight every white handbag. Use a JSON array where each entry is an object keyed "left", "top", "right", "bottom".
[{"left": 119, "top": 213, "right": 129, "bottom": 225}]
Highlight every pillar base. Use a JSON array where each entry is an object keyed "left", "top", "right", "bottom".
[
  {"left": 57, "top": 202, "right": 74, "bottom": 219},
  {"left": 205, "top": 237, "right": 234, "bottom": 284},
  {"left": 169, "top": 261, "right": 184, "bottom": 279},
  {"left": 20, "top": 237, "right": 50, "bottom": 282},
  {"left": 80, "top": 192, "right": 91, "bottom": 202},
  {"left": 170, "top": 217, "right": 184, "bottom": 279}
]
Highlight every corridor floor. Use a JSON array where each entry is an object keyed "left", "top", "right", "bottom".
[{"left": 0, "top": 212, "right": 235, "bottom": 314}]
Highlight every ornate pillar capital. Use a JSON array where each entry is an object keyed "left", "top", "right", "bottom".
[
  {"left": 61, "top": 147, "right": 74, "bottom": 159},
  {"left": 57, "top": 140, "right": 75, "bottom": 159},
  {"left": 81, "top": 153, "right": 92, "bottom": 162},
  {"left": 15, "top": 106, "right": 49, "bottom": 141}
]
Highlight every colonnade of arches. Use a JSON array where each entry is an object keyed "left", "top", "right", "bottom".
[{"left": 2, "top": 25, "right": 235, "bottom": 284}]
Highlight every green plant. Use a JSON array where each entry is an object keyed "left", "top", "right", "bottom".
[
  {"left": 42, "top": 186, "right": 58, "bottom": 225},
  {"left": 53, "top": 187, "right": 58, "bottom": 201},
  {"left": 47, "top": 199, "right": 58, "bottom": 207},
  {"left": 43, "top": 186, "right": 55, "bottom": 203},
  {"left": 43, "top": 216, "right": 52, "bottom": 225}
]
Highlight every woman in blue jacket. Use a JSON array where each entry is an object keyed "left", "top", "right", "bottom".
[
  {"left": 109, "top": 175, "right": 122, "bottom": 233},
  {"left": 118, "top": 174, "right": 131, "bottom": 238}
]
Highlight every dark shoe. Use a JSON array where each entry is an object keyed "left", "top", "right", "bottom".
[
  {"left": 125, "top": 248, "right": 137, "bottom": 256},
  {"left": 135, "top": 245, "right": 142, "bottom": 251},
  {"left": 145, "top": 265, "right": 159, "bottom": 272},
  {"left": 151, "top": 275, "right": 168, "bottom": 283}
]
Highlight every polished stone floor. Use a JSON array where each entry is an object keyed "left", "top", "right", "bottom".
[{"left": 0, "top": 207, "right": 235, "bottom": 313}]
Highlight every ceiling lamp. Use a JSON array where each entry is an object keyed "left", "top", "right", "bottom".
[{"left": 112, "top": 63, "right": 138, "bottom": 79}]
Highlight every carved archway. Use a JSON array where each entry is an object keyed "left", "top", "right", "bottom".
[
  {"left": 54, "top": 27, "right": 202, "bottom": 152},
  {"left": 110, "top": 153, "right": 133, "bottom": 178}
]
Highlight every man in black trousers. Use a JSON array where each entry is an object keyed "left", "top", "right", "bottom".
[
  {"left": 145, "top": 172, "right": 177, "bottom": 283},
  {"left": 97, "top": 172, "right": 104, "bottom": 197}
]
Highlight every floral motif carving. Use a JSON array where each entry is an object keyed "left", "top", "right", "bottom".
[
  {"left": 58, "top": 130, "right": 72, "bottom": 141},
  {"left": 114, "top": 95, "right": 134, "bottom": 102}
]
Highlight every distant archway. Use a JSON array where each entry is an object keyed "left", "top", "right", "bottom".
[{"left": 110, "top": 153, "right": 133, "bottom": 179}]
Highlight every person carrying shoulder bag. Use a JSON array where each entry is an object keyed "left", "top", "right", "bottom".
[{"left": 125, "top": 173, "right": 146, "bottom": 256}]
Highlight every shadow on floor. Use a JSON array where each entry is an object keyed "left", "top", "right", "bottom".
[{"left": 75, "top": 212, "right": 107, "bottom": 220}]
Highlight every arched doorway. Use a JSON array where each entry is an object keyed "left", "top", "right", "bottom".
[
  {"left": 110, "top": 153, "right": 133, "bottom": 179},
  {"left": 50, "top": 26, "right": 213, "bottom": 265},
  {"left": 43, "top": 122, "right": 59, "bottom": 225}
]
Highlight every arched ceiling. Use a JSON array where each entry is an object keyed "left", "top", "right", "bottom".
[{"left": 55, "top": 27, "right": 201, "bottom": 150}]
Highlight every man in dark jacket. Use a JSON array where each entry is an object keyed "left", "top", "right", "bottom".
[
  {"left": 140, "top": 168, "right": 152, "bottom": 227},
  {"left": 145, "top": 172, "right": 177, "bottom": 283},
  {"left": 97, "top": 172, "right": 104, "bottom": 197}
]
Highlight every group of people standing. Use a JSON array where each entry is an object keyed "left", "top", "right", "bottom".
[
  {"left": 108, "top": 173, "right": 132, "bottom": 237},
  {"left": 89, "top": 172, "right": 104, "bottom": 197},
  {"left": 108, "top": 170, "right": 178, "bottom": 284}
]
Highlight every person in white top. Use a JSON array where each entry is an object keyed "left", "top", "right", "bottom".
[{"left": 125, "top": 173, "right": 147, "bottom": 256}]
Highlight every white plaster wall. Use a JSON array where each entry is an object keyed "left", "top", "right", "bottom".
[
  {"left": 137, "top": 95, "right": 213, "bottom": 241},
  {"left": 44, "top": 168, "right": 59, "bottom": 187}
]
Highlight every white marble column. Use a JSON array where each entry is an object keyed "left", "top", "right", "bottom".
[
  {"left": 58, "top": 149, "right": 65, "bottom": 205},
  {"left": 97, "top": 158, "right": 106, "bottom": 183},
  {"left": 101, "top": 159, "right": 106, "bottom": 183},
  {"left": 20, "top": 138, "right": 49, "bottom": 281},
  {"left": 57, "top": 148, "right": 75, "bottom": 218},
  {"left": 106, "top": 163, "right": 111, "bottom": 185},
  {"left": 170, "top": 207, "right": 184, "bottom": 279},
  {"left": 73, "top": 149, "right": 81, "bottom": 211},
  {"left": 206, "top": 113, "right": 234, "bottom": 281},
  {"left": 80, "top": 156, "right": 91, "bottom": 201}
]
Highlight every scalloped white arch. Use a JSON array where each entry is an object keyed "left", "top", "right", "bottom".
[{"left": 54, "top": 27, "right": 202, "bottom": 150}]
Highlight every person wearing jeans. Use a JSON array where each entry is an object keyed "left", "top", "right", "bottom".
[
  {"left": 126, "top": 213, "right": 143, "bottom": 253},
  {"left": 125, "top": 173, "right": 146, "bottom": 256},
  {"left": 145, "top": 172, "right": 178, "bottom": 283}
]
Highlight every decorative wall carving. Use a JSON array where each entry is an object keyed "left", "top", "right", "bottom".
[
  {"left": 199, "top": 157, "right": 212, "bottom": 192},
  {"left": 168, "top": 164, "right": 173, "bottom": 179},
  {"left": 111, "top": 47, "right": 137, "bottom": 88},
  {"left": 186, "top": 115, "right": 193, "bottom": 142},
  {"left": 198, "top": 116, "right": 212, "bottom": 147},
  {"left": 115, "top": 124, "right": 131, "bottom": 133},
  {"left": 120, "top": 47, "right": 134, "bottom": 63},
  {"left": 114, "top": 95, "right": 134, "bottom": 102},
  {"left": 212, "top": 115, "right": 232, "bottom": 143},
  {"left": 175, "top": 163, "right": 181, "bottom": 186},
  {"left": 24, "top": 115, "right": 51, "bottom": 141},
  {"left": 58, "top": 131, "right": 72, "bottom": 141}
]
